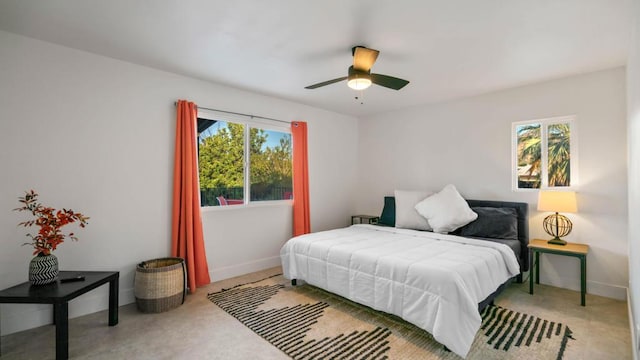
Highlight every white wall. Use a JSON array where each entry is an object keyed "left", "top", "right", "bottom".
[
  {"left": 356, "top": 68, "right": 628, "bottom": 300},
  {"left": 0, "top": 30, "right": 358, "bottom": 335},
  {"left": 627, "top": 0, "right": 640, "bottom": 357}
]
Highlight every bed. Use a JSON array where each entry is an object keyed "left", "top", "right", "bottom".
[{"left": 281, "top": 193, "right": 529, "bottom": 358}]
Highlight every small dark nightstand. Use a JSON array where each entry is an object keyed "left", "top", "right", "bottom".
[
  {"left": 351, "top": 215, "right": 379, "bottom": 225},
  {"left": 528, "top": 239, "right": 589, "bottom": 306}
]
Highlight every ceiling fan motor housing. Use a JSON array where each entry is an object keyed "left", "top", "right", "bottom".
[{"left": 348, "top": 65, "right": 370, "bottom": 79}]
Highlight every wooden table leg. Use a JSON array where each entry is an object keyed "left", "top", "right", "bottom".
[
  {"left": 54, "top": 302, "right": 69, "bottom": 359},
  {"left": 108, "top": 276, "right": 119, "bottom": 326}
]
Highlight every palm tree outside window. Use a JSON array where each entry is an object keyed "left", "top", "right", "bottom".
[{"left": 513, "top": 116, "right": 575, "bottom": 190}]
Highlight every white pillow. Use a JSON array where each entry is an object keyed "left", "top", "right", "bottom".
[
  {"left": 414, "top": 184, "right": 477, "bottom": 234},
  {"left": 394, "top": 190, "right": 433, "bottom": 231}
]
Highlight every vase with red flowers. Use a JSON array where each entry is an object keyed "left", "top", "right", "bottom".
[{"left": 14, "top": 190, "right": 89, "bottom": 285}]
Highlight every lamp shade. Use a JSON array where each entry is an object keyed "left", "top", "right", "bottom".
[{"left": 537, "top": 191, "right": 577, "bottom": 213}]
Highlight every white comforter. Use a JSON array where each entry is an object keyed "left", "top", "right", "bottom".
[{"left": 280, "top": 224, "right": 521, "bottom": 358}]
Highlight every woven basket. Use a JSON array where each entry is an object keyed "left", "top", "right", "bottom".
[{"left": 135, "top": 257, "right": 186, "bottom": 313}]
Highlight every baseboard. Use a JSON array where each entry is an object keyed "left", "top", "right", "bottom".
[
  {"left": 0, "top": 303, "right": 53, "bottom": 335},
  {"left": 210, "top": 256, "right": 282, "bottom": 282},
  {"left": 1, "top": 257, "right": 281, "bottom": 336},
  {"left": 539, "top": 274, "right": 627, "bottom": 300},
  {"left": 0, "top": 287, "right": 135, "bottom": 336},
  {"left": 587, "top": 280, "right": 628, "bottom": 300},
  {"left": 628, "top": 289, "right": 639, "bottom": 360}
]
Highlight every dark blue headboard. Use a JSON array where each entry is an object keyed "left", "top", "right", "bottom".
[{"left": 466, "top": 199, "right": 529, "bottom": 272}]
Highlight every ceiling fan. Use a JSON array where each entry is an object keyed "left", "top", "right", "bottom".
[{"left": 305, "top": 46, "right": 410, "bottom": 91}]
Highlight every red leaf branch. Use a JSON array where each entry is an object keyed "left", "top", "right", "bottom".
[{"left": 14, "top": 190, "right": 89, "bottom": 256}]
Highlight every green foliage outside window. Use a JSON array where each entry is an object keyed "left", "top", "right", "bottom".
[
  {"left": 547, "top": 123, "right": 571, "bottom": 187},
  {"left": 516, "top": 124, "right": 542, "bottom": 188},
  {"left": 250, "top": 134, "right": 292, "bottom": 200},
  {"left": 199, "top": 122, "right": 245, "bottom": 189},
  {"left": 198, "top": 121, "right": 292, "bottom": 206},
  {"left": 515, "top": 120, "right": 572, "bottom": 189}
]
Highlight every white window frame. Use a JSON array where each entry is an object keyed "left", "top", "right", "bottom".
[
  {"left": 197, "top": 108, "right": 292, "bottom": 207},
  {"left": 512, "top": 115, "right": 578, "bottom": 191}
]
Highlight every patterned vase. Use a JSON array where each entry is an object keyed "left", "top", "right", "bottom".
[{"left": 29, "top": 253, "right": 59, "bottom": 285}]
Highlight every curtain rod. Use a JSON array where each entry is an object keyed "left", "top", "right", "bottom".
[{"left": 174, "top": 101, "right": 290, "bottom": 125}]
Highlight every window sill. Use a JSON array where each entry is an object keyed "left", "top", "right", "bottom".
[{"left": 201, "top": 200, "right": 293, "bottom": 212}]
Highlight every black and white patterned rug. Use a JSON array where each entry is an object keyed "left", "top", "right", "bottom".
[{"left": 208, "top": 275, "right": 573, "bottom": 359}]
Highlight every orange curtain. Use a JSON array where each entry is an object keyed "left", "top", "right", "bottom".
[
  {"left": 291, "top": 121, "right": 310, "bottom": 236},
  {"left": 172, "top": 100, "right": 211, "bottom": 293}
]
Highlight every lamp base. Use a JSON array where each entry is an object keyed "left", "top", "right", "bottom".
[
  {"left": 542, "top": 212, "right": 572, "bottom": 246},
  {"left": 547, "top": 237, "right": 567, "bottom": 246}
]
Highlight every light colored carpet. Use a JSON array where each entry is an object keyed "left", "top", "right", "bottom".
[
  {"left": 0, "top": 266, "right": 631, "bottom": 359},
  {"left": 208, "top": 275, "right": 573, "bottom": 359}
]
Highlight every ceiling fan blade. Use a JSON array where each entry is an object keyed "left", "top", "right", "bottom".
[
  {"left": 353, "top": 46, "right": 379, "bottom": 71},
  {"left": 371, "top": 73, "right": 410, "bottom": 90},
  {"left": 304, "top": 76, "right": 348, "bottom": 89}
]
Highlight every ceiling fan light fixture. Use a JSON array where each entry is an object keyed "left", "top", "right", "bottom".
[
  {"left": 347, "top": 65, "right": 372, "bottom": 91},
  {"left": 347, "top": 76, "right": 372, "bottom": 90},
  {"left": 305, "top": 49, "right": 409, "bottom": 91}
]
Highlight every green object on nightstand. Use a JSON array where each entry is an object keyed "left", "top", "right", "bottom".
[
  {"left": 351, "top": 215, "right": 379, "bottom": 225},
  {"left": 528, "top": 239, "right": 589, "bottom": 306}
]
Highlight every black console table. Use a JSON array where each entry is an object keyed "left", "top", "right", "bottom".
[{"left": 0, "top": 270, "right": 119, "bottom": 359}]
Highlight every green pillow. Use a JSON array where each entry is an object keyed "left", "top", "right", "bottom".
[{"left": 378, "top": 196, "right": 395, "bottom": 227}]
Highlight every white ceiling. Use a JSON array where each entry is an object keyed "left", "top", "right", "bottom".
[{"left": 0, "top": 0, "right": 632, "bottom": 117}]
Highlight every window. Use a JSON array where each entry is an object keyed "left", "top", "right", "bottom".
[
  {"left": 197, "top": 111, "right": 292, "bottom": 207},
  {"left": 513, "top": 116, "right": 576, "bottom": 190}
]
